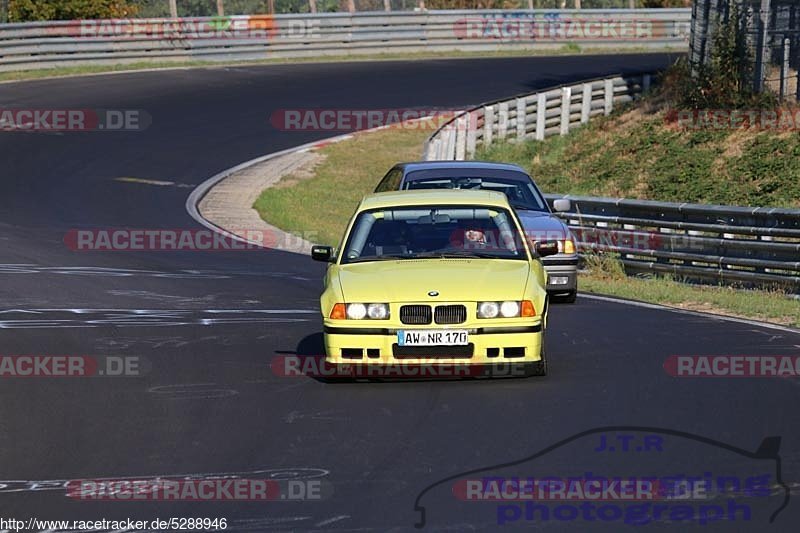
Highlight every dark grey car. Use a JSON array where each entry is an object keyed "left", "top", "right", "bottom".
[{"left": 375, "top": 161, "right": 578, "bottom": 302}]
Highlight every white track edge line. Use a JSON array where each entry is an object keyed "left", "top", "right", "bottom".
[{"left": 580, "top": 293, "right": 800, "bottom": 335}]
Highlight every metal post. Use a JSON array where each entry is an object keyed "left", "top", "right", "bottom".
[
  {"left": 466, "top": 111, "right": 477, "bottom": 157},
  {"left": 604, "top": 78, "right": 614, "bottom": 115},
  {"left": 484, "top": 106, "right": 495, "bottom": 147},
  {"left": 560, "top": 87, "right": 571, "bottom": 136},
  {"left": 690, "top": 0, "right": 714, "bottom": 77},
  {"left": 754, "top": 0, "right": 772, "bottom": 93},
  {"left": 429, "top": 138, "right": 439, "bottom": 160},
  {"left": 535, "top": 93, "right": 546, "bottom": 141},
  {"left": 169, "top": 0, "right": 178, "bottom": 18},
  {"left": 797, "top": 47, "right": 800, "bottom": 102},
  {"left": 445, "top": 128, "right": 456, "bottom": 160},
  {"left": 455, "top": 116, "right": 466, "bottom": 161},
  {"left": 217, "top": 0, "right": 225, "bottom": 16},
  {"left": 384, "top": 0, "right": 391, "bottom": 11},
  {"left": 581, "top": 83, "right": 592, "bottom": 124},
  {"left": 780, "top": 38, "right": 790, "bottom": 99},
  {"left": 516, "top": 97, "right": 526, "bottom": 139},
  {"left": 309, "top": 0, "right": 317, "bottom": 13},
  {"left": 498, "top": 102, "right": 509, "bottom": 140}
]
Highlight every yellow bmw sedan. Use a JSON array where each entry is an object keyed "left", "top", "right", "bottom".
[{"left": 310, "top": 189, "right": 559, "bottom": 377}]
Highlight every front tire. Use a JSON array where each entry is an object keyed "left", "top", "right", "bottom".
[{"left": 524, "top": 331, "right": 548, "bottom": 377}]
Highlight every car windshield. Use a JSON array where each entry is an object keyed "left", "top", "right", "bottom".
[
  {"left": 341, "top": 205, "right": 527, "bottom": 264},
  {"left": 404, "top": 175, "right": 549, "bottom": 212}
]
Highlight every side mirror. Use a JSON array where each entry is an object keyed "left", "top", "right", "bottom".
[
  {"left": 311, "top": 245, "right": 334, "bottom": 262},
  {"left": 534, "top": 241, "right": 560, "bottom": 257},
  {"left": 552, "top": 199, "right": 571, "bottom": 213}
]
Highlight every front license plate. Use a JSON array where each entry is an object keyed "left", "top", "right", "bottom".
[{"left": 397, "top": 330, "right": 468, "bottom": 346}]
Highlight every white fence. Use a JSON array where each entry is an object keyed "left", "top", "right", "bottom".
[
  {"left": 424, "top": 72, "right": 650, "bottom": 160},
  {"left": 0, "top": 9, "right": 691, "bottom": 72}
]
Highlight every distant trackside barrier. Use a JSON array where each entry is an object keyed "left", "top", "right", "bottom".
[{"left": 0, "top": 9, "right": 691, "bottom": 72}]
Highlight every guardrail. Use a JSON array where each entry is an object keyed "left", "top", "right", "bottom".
[
  {"left": 424, "top": 74, "right": 800, "bottom": 291},
  {"left": 0, "top": 9, "right": 691, "bottom": 72},
  {"left": 544, "top": 194, "right": 800, "bottom": 290}
]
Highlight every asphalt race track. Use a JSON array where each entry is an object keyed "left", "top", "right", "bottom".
[{"left": 1, "top": 54, "right": 799, "bottom": 532}]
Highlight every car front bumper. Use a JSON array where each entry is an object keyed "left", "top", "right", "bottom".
[
  {"left": 543, "top": 254, "right": 579, "bottom": 293},
  {"left": 323, "top": 321, "right": 543, "bottom": 366}
]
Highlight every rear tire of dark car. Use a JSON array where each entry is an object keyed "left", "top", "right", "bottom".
[{"left": 559, "top": 290, "right": 577, "bottom": 304}]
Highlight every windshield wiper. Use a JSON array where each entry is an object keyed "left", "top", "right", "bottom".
[
  {"left": 412, "top": 251, "right": 502, "bottom": 259},
  {"left": 347, "top": 254, "right": 412, "bottom": 263},
  {"left": 509, "top": 202, "right": 543, "bottom": 212}
]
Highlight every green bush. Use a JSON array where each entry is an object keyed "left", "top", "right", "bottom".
[{"left": 9, "top": 0, "right": 139, "bottom": 21}]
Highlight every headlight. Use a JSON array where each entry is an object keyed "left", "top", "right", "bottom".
[
  {"left": 557, "top": 239, "right": 576, "bottom": 254},
  {"left": 500, "top": 301, "right": 520, "bottom": 317},
  {"left": 478, "top": 300, "right": 536, "bottom": 318},
  {"left": 344, "top": 303, "right": 389, "bottom": 320},
  {"left": 367, "top": 303, "right": 389, "bottom": 319},
  {"left": 477, "top": 301, "right": 500, "bottom": 318},
  {"left": 346, "top": 303, "right": 367, "bottom": 320}
]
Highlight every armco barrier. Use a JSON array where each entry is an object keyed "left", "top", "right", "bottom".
[
  {"left": 544, "top": 194, "right": 800, "bottom": 290},
  {"left": 0, "top": 9, "right": 691, "bottom": 72},
  {"left": 424, "top": 74, "right": 800, "bottom": 291}
]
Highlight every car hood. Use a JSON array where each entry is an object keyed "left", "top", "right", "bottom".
[
  {"left": 336, "top": 259, "right": 530, "bottom": 302},
  {"left": 517, "top": 210, "right": 570, "bottom": 240}
]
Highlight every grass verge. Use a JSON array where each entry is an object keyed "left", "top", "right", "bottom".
[
  {"left": 252, "top": 118, "right": 799, "bottom": 329},
  {"left": 253, "top": 126, "right": 431, "bottom": 246},
  {"left": 0, "top": 47, "right": 681, "bottom": 83},
  {"left": 475, "top": 99, "right": 800, "bottom": 208},
  {"left": 582, "top": 254, "right": 800, "bottom": 328}
]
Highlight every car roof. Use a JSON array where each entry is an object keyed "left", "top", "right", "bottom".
[
  {"left": 359, "top": 189, "right": 512, "bottom": 211},
  {"left": 394, "top": 161, "right": 529, "bottom": 174}
]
